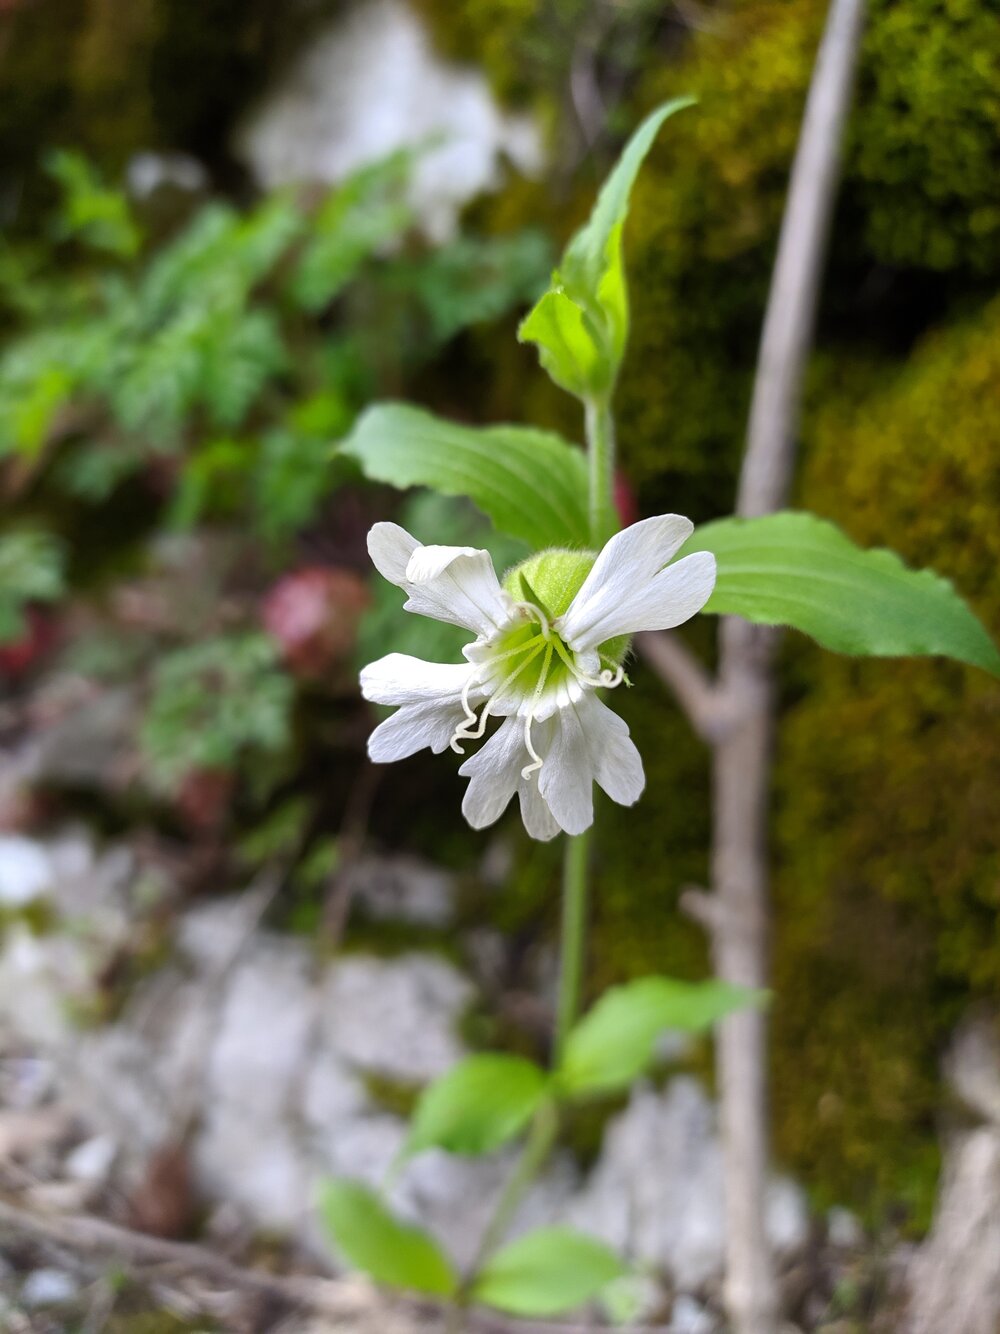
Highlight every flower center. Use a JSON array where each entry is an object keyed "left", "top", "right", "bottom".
[{"left": 449, "top": 546, "right": 629, "bottom": 778}]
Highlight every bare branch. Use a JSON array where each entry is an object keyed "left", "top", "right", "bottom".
[
  {"left": 0, "top": 1194, "right": 378, "bottom": 1322},
  {"left": 738, "top": 0, "right": 868, "bottom": 518},
  {"left": 635, "top": 630, "right": 728, "bottom": 742},
  {"left": 0, "top": 1193, "right": 687, "bottom": 1334},
  {"left": 710, "top": 1, "right": 868, "bottom": 1330}
]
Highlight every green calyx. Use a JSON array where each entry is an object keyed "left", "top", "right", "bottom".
[
  {"left": 503, "top": 549, "right": 596, "bottom": 619},
  {"left": 501, "top": 549, "right": 630, "bottom": 670}
]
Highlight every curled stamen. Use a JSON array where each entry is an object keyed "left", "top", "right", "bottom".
[
  {"left": 449, "top": 669, "right": 485, "bottom": 752},
  {"left": 514, "top": 600, "right": 551, "bottom": 640},
  {"left": 521, "top": 714, "right": 544, "bottom": 780},
  {"left": 451, "top": 696, "right": 495, "bottom": 751},
  {"left": 519, "top": 642, "right": 553, "bottom": 781},
  {"left": 549, "top": 635, "right": 625, "bottom": 693},
  {"left": 449, "top": 638, "right": 548, "bottom": 754}
]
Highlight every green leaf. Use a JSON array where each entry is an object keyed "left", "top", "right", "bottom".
[
  {"left": 318, "top": 1179, "right": 458, "bottom": 1297},
  {"left": 519, "top": 98, "right": 694, "bottom": 401},
  {"left": 683, "top": 511, "right": 1000, "bottom": 676},
  {"left": 557, "top": 976, "right": 760, "bottom": 1098},
  {"left": 339, "top": 402, "right": 589, "bottom": 549},
  {"left": 517, "top": 289, "right": 605, "bottom": 400},
  {"left": 405, "top": 1054, "right": 549, "bottom": 1158},
  {"left": 561, "top": 99, "right": 695, "bottom": 305},
  {"left": 471, "top": 1227, "right": 626, "bottom": 1316}
]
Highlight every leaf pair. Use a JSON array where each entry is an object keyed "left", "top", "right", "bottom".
[
  {"left": 342, "top": 402, "right": 1000, "bottom": 679},
  {"left": 319, "top": 1180, "right": 624, "bottom": 1316},
  {"left": 319, "top": 975, "right": 755, "bottom": 1316}
]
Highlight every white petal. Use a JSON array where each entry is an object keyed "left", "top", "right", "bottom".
[
  {"left": 538, "top": 704, "right": 594, "bottom": 835},
  {"left": 368, "top": 699, "right": 464, "bottom": 761},
  {"left": 459, "top": 716, "right": 524, "bottom": 829},
  {"left": 361, "top": 654, "right": 477, "bottom": 708},
  {"left": 560, "top": 549, "right": 716, "bottom": 649},
  {"left": 403, "top": 546, "right": 512, "bottom": 638},
  {"left": 518, "top": 777, "right": 561, "bottom": 842},
  {"left": 558, "top": 515, "right": 706, "bottom": 649},
  {"left": 368, "top": 522, "right": 420, "bottom": 586},
  {"left": 578, "top": 694, "right": 645, "bottom": 807}
]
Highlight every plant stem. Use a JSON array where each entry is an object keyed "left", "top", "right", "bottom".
[
  {"left": 453, "top": 372, "right": 610, "bottom": 1318},
  {"left": 555, "top": 830, "right": 590, "bottom": 1063},
  {"left": 469, "top": 1098, "right": 559, "bottom": 1278},
  {"left": 585, "top": 394, "right": 616, "bottom": 545},
  {"left": 456, "top": 832, "right": 592, "bottom": 1305}
]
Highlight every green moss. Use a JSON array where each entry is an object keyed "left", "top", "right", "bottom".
[
  {"left": 770, "top": 297, "right": 1000, "bottom": 1227},
  {"left": 361, "top": 1070, "right": 422, "bottom": 1119}
]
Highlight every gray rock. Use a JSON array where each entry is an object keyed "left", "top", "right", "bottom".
[
  {"left": 909, "top": 1009, "right": 1000, "bottom": 1334},
  {"left": 827, "top": 1205, "right": 864, "bottom": 1249},
  {"left": 909, "top": 1128, "right": 1000, "bottom": 1334},
  {"left": 196, "top": 1106, "right": 313, "bottom": 1233},
  {"left": 344, "top": 854, "right": 455, "bottom": 928},
  {"left": 0, "top": 925, "right": 90, "bottom": 1048},
  {"left": 322, "top": 954, "right": 472, "bottom": 1082},
  {"left": 671, "top": 1295, "right": 718, "bottom": 1333},
  {"left": 235, "top": 0, "right": 541, "bottom": 242},
  {"left": 208, "top": 939, "right": 318, "bottom": 1120},
  {"left": 0, "top": 836, "right": 52, "bottom": 905},
  {"left": 33, "top": 687, "right": 135, "bottom": 788},
  {"left": 945, "top": 1009, "right": 1000, "bottom": 1125},
  {"left": 64, "top": 1133, "right": 118, "bottom": 1185},
  {"left": 568, "top": 1078, "right": 808, "bottom": 1292}
]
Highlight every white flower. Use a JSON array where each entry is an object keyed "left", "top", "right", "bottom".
[{"left": 360, "top": 516, "right": 716, "bottom": 841}]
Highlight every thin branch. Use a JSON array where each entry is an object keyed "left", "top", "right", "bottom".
[
  {"left": 0, "top": 1193, "right": 683, "bottom": 1334},
  {"left": 635, "top": 630, "right": 729, "bottom": 742},
  {"left": 710, "top": 1, "right": 868, "bottom": 1331},
  {"left": 738, "top": 0, "right": 867, "bottom": 517},
  {"left": 0, "top": 1195, "right": 377, "bottom": 1322}
]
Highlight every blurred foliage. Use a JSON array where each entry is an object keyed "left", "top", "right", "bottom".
[
  {"left": 141, "top": 632, "right": 294, "bottom": 793},
  {"left": 0, "top": 146, "right": 550, "bottom": 826},
  {"left": 0, "top": 528, "right": 65, "bottom": 643}
]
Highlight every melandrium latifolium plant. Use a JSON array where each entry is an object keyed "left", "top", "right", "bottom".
[{"left": 319, "top": 102, "right": 1000, "bottom": 1322}]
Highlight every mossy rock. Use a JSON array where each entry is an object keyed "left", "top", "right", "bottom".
[{"left": 771, "top": 296, "right": 1000, "bottom": 1226}]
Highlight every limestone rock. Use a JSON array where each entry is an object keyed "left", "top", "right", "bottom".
[
  {"left": 322, "top": 953, "right": 472, "bottom": 1082},
  {"left": 236, "top": 0, "right": 541, "bottom": 242},
  {"left": 568, "top": 1078, "right": 808, "bottom": 1292}
]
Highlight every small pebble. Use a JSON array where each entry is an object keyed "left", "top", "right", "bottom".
[
  {"left": 64, "top": 1133, "right": 117, "bottom": 1184},
  {"left": 20, "top": 1268, "right": 78, "bottom": 1306}
]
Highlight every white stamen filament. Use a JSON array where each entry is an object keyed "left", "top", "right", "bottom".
[
  {"left": 449, "top": 634, "right": 546, "bottom": 754},
  {"left": 448, "top": 607, "right": 625, "bottom": 774},
  {"left": 520, "top": 642, "right": 554, "bottom": 781}
]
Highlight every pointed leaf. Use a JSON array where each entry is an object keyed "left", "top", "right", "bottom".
[
  {"left": 406, "top": 1054, "right": 549, "bottom": 1157},
  {"left": 339, "top": 402, "right": 589, "bottom": 548},
  {"left": 683, "top": 511, "right": 1000, "bottom": 676},
  {"left": 561, "top": 98, "right": 695, "bottom": 303},
  {"left": 471, "top": 1227, "right": 626, "bottom": 1316},
  {"left": 318, "top": 1179, "right": 458, "bottom": 1297},
  {"left": 519, "top": 98, "right": 694, "bottom": 400},
  {"left": 557, "top": 976, "right": 760, "bottom": 1098}
]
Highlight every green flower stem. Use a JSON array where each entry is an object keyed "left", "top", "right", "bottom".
[
  {"left": 452, "top": 838, "right": 591, "bottom": 1313},
  {"left": 468, "top": 1098, "right": 559, "bottom": 1280},
  {"left": 555, "top": 830, "right": 591, "bottom": 1063},
  {"left": 585, "top": 394, "right": 617, "bottom": 545},
  {"left": 450, "top": 392, "right": 612, "bottom": 1324}
]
